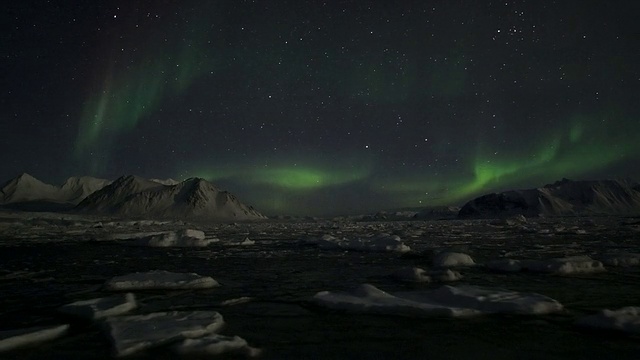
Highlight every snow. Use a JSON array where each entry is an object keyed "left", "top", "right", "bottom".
[
  {"left": 0, "top": 325, "right": 69, "bottom": 352},
  {"left": 0, "top": 173, "right": 109, "bottom": 207},
  {"left": 432, "top": 252, "right": 475, "bottom": 267},
  {"left": 577, "top": 307, "right": 640, "bottom": 334},
  {"left": 58, "top": 293, "right": 136, "bottom": 320},
  {"left": 597, "top": 253, "right": 640, "bottom": 267},
  {"left": 486, "top": 256, "right": 606, "bottom": 274},
  {"left": 173, "top": 335, "right": 262, "bottom": 357},
  {"left": 392, "top": 267, "right": 462, "bottom": 282},
  {"left": 76, "top": 175, "right": 267, "bottom": 221},
  {"left": 313, "top": 284, "right": 563, "bottom": 318},
  {"left": 104, "top": 270, "right": 219, "bottom": 290},
  {"left": 105, "top": 311, "right": 224, "bottom": 357},
  {"left": 312, "top": 233, "right": 411, "bottom": 253}
]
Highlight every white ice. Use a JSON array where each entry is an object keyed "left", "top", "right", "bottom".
[
  {"left": 392, "top": 267, "right": 431, "bottom": 282},
  {"left": 0, "top": 324, "right": 69, "bottom": 352},
  {"left": 392, "top": 267, "right": 462, "bottom": 282},
  {"left": 58, "top": 293, "right": 136, "bottom": 320},
  {"left": 104, "top": 270, "right": 219, "bottom": 290},
  {"left": 577, "top": 307, "right": 640, "bottom": 334},
  {"left": 313, "top": 284, "right": 480, "bottom": 318},
  {"left": 432, "top": 252, "right": 475, "bottom": 267},
  {"left": 486, "top": 256, "right": 606, "bottom": 274},
  {"left": 173, "top": 334, "right": 262, "bottom": 357},
  {"left": 225, "top": 237, "right": 255, "bottom": 246},
  {"left": 313, "top": 284, "right": 563, "bottom": 318},
  {"left": 126, "top": 229, "right": 217, "bottom": 247},
  {"left": 312, "top": 233, "right": 411, "bottom": 253},
  {"left": 597, "top": 253, "right": 640, "bottom": 267},
  {"left": 105, "top": 311, "right": 225, "bottom": 357}
]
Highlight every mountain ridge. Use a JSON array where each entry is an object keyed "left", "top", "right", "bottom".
[{"left": 458, "top": 178, "right": 640, "bottom": 218}]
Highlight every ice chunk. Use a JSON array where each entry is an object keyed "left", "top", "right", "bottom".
[
  {"left": 131, "top": 229, "right": 215, "bottom": 247},
  {"left": 58, "top": 293, "right": 136, "bottom": 320},
  {"left": 392, "top": 267, "right": 431, "bottom": 282},
  {"left": 411, "top": 285, "right": 564, "bottom": 315},
  {"left": 577, "top": 307, "right": 640, "bottom": 334},
  {"left": 392, "top": 268, "right": 462, "bottom": 283},
  {"left": 313, "top": 233, "right": 410, "bottom": 253},
  {"left": 597, "top": 253, "right": 640, "bottom": 267},
  {"left": 105, "top": 311, "right": 224, "bottom": 357},
  {"left": 313, "top": 284, "right": 479, "bottom": 318},
  {"left": 0, "top": 324, "right": 69, "bottom": 352},
  {"left": 105, "top": 270, "right": 219, "bottom": 290},
  {"left": 173, "top": 335, "right": 262, "bottom": 357},
  {"left": 486, "top": 259, "right": 523, "bottom": 272},
  {"left": 433, "top": 252, "right": 475, "bottom": 267},
  {"left": 430, "top": 269, "right": 463, "bottom": 282},
  {"left": 314, "top": 284, "right": 563, "bottom": 318},
  {"left": 521, "top": 256, "right": 605, "bottom": 274},
  {"left": 226, "top": 237, "right": 255, "bottom": 246},
  {"left": 487, "top": 256, "right": 606, "bottom": 275},
  {"left": 219, "top": 297, "right": 253, "bottom": 306}
]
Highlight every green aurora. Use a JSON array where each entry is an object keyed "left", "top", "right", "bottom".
[{"left": 65, "top": 2, "right": 640, "bottom": 215}]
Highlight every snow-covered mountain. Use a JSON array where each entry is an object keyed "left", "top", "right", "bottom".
[
  {"left": 458, "top": 178, "right": 640, "bottom": 218},
  {"left": 0, "top": 173, "right": 110, "bottom": 210},
  {"left": 149, "top": 178, "right": 180, "bottom": 186},
  {"left": 75, "top": 175, "right": 266, "bottom": 221}
]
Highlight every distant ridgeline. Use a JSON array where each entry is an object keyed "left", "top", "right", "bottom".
[
  {"left": 0, "top": 173, "right": 266, "bottom": 221},
  {"left": 458, "top": 178, "right": 640, "bottom": 218}
]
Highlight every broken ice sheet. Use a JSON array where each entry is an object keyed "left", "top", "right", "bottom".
[{"left": 104, "top": 311, "right": 225, "bottom": 357}]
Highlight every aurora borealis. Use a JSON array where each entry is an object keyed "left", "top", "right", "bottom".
[{"left": 3, "top": 1, "right": 639, "bottom": 215}]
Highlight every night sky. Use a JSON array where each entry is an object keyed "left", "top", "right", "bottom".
[{"left": 3, "top": 1, "right": 639, "bottom": 216}]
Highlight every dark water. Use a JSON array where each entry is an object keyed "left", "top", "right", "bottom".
[{"left": 0, "top": 217, "right": 639, "bottom": 359}]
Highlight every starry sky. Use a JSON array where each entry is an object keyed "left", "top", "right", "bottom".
[{"left": 3, "top": 1, "right": 639, "bottom": 216}]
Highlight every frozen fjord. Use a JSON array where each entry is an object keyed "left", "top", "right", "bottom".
[{"left": 0, "top": 214, "right": 640, "bottom": 359}]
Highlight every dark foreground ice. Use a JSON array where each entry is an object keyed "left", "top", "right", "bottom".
[{"left": 0, "top": 213, "right": 639, "bottom": 359}]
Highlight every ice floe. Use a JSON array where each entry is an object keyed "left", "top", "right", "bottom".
[
  {"left": 173, "top": 334, "right": 262, "bottom": 357},
  {"left": 486, "top": 256, "right": 606, "bottom": 274},
  {"left": 432, "top": 252, "right": 475, "bottom": 267},
  {"left": 597, "top": 253, "right": 640, "bottom": 267},
  {"left": 225, "top": 237, "right": 255, "bottom": 246},
  {"left": 313, "top": 284, "right": 563, "bottom": 318},
  {"left": 577, "top": 307, "right": 640, "bottom": 334},
  {"left": 392, "top": 267, "right": 462, "bottom": 283},
  {"left": 105, "top": 311, "right": 224, "bottom": 357},
  {"left": 104, "top": 270, "right": 219, "bottom": 290},
  {"left": 311, "top": 233, "right": 410, "bottom": 253},
  {"left": 125, "top": 229, "right": 217, "bottom": 247},
  {"left": 0, "top": 324, "right": 69, "bottom": 352},
  {"left": 58, "top": 293, "right": 137, "bottom": 320}
]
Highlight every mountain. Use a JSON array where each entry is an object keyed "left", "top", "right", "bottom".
[
  {"left": 59, "top": 176, "right": 112, "bottom": 204},
  {"left": 149, "top": 178, "right": 180, "bottom": 185},
  {"left": 75, "top": 175, "right": 266, "bottom": 221},
  {"left": 0, "top": 173, "right": 111, "bottom": 211},
  {"left": 458, "top": 178, "right": 640, "bottom": 218}
]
